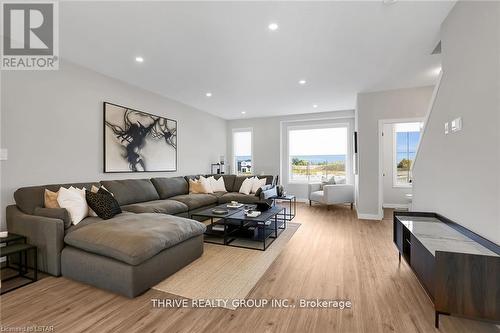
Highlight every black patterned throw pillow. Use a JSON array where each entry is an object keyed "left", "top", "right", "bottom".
[{"left": 85, "top": 189, "right": 122, "bottom": 220}]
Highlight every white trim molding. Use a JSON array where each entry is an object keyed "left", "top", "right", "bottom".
[
  {"left": 356, "top": 212, "right": 383, "bottom": 220},
  {"left": 382, "top": 203, "right": 410, "bottom": 209}
]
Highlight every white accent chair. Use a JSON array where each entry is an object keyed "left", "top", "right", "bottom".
[{"left": 308, "top": 183, "right": 355, "bottom": 209}]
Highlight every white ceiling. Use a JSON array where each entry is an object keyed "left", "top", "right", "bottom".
[{"left": 60, "top": 1, "right": 455, "bottom": 119}]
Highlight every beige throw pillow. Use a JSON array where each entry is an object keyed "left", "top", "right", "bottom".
[
  {"left": 44, "top": 189, "right": 60, "bottom": 208},
  {"left": 189, "top": 179, "right": 206, "bottom": 194}
]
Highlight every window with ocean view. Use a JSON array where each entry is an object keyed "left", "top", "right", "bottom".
[
  {"left": 233, "top": 129, "right": 252, "bottom": 175},
  {"left": 394, "top": 122, "right": 422, "bottom": 186},
  {"left": 288, "top": 126, "right": 348, "bottom": 183}
]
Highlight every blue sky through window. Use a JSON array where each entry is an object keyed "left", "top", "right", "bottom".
[{"left": 396, "top": 131, "right": 420, "bottom": 163}]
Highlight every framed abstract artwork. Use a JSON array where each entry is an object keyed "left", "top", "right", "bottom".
[{"left": 103, "top": 102, "right": 177, "bottom": 172}]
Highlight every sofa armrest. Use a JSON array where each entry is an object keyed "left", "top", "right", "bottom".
[
  {"left": 308, "top": 183, "right": 322, "bottom": 198},
  {"left": 323, "top": 184, "right": 354, "bottom": 204},
  {"left": 6, "top": 205, "right": 65, "bottom": 276}
]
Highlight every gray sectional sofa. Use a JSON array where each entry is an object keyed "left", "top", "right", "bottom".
[{"left": 6, "top": 174, "right": 274, "bottom": 297}]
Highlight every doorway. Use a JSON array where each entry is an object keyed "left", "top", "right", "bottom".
[{"left": 378, "top": 119, "right": 423, "bottom": 217}]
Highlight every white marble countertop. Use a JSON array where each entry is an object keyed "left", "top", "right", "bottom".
[{"left": 396, "top": 216, "right": 498, "bottom": 257}]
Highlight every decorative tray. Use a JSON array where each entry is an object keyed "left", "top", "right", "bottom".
[{"left": 212, "top": 208, "right": 229, "bottom": 215}]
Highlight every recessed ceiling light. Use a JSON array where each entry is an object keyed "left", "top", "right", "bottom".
[
  {"left": 135, "top": 56, "right": 144, "bottom": 63},
  {"left": 241, "top": 111, "right": 246, "bottom": 114},
  {"left": 313, "top": 104, "right": 318, "bottom": 108},
  {"left": 383, "top": 0, "right": 398, "bottom": 5},
  {"left": 268, "top": 23, "right": 279, "bottom": 31},
  {"left": 298, "top": 79, "right": 307, "bottom": 85},
  {"left": 205, "top": 92, "right": 212, "bottom": 97}
]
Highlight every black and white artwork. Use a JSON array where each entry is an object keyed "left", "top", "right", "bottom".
[{"left": 104, "top": 102, "right": 177, "bottom": 172}]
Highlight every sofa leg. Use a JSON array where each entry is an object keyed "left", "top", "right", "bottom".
[
  {"left": 350, "top": 203, "right": 353, "bottom": 210},
  {"left": 309, "top": 200, "right": 312, "bottom": 206}
]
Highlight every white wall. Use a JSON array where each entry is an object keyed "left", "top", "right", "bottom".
[
  {"left": 356, "top": 86, "right": 433, "bottom": 219},
  {"left": 412, "top": 1, "right": 500, "bottom": 244},
  {"left": 227, "top": 110, "right": 355, "bottom": 200},
  {"left": 0, "top": 61, "right": 227, "bottom": 230},
  {"left": 382, "top": 123, "right": 413, "bottom": 208}
]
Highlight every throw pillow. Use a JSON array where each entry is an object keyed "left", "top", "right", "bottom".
[
  {"left": 44, "top": 189, "right": 60, "bottom": 208},
  {"left": 251, "top": 177, "right": 267, "bottom": 194},
  {"left": 208, "top": 176, "right": 227, "bottom": 192},
  {"left": 189, "top": 179, "right": 205, "bottom": 194},
  {"left": 319, "top": 176, "right": 336, "bottom": 190},
  {"left": 57, "top": 187, "right": 89, "bottom": 225},
  {"left": 85, "top": 189, "right": 122, "bottom": 220},
  {"left": 199, "top": 176, "right": 214, "bottom": 194},
  {"left": 88, "top": 185, "right": 114, "bottom": 216},
  {"left": 239, "top": 177, "right": 254, "bottom": 195}
]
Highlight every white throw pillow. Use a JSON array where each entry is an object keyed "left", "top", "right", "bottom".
[
  {"left": 239, "top": 177, "right": 254, "bottom": 195},
  {"left": 199, "top": 176, "right": 214, "bottom": 194},
  {"left": 208, "top": 176, "right": 227, "bottom": 192},
  {"left": 57, "top": 187, "right": 89, "bottom": 225},
  {"left": 251, "top": 177, "right": 267, "bottom": 194}
]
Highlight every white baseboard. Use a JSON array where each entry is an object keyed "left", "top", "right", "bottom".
[
  {"left": 275, "top": 197, "right": 308, "bottom": 203},
  {"left": 382, "top": 203, "right": 410, "bottom": 209},
  {"left": 356, "top": 213, "right": 382, "bottom": 220}
]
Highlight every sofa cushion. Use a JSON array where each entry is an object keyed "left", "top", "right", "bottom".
[
  {"left": 218, "top": 192, "right": 260, "bottom": 204},
  {"left": 310, "top": 191, "right": 324, "bottom": 203},
  {"left": 169, "top": 194, "right": 217, "bottom": 210},
  {"left": 64, "top": 213, "right": 206, "bottom": 266},
  {"left": 121, "top": 199, "right": 189, "bottom": 215},
  {"left": 150, "top": 177, "right": 188, "bottom": 199},
  {"left": 100, "top": 179, "right": 160, "bottom": 206},
  {"left": 14, "top": 182, "right": 99, "bottom": 215},
  {"left": 208, "top": 175, "right": 236, "bottom": 192},
  {"left": 210, "top": 191, "right": 226, "bottom": 199}
]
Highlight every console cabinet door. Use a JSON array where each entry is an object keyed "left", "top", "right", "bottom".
[
  {"left": 393, "top": 220, "right": 403, "bottom": 253},
  {"left": 410, "top": 235, "right": 435, "bottom": 300}
]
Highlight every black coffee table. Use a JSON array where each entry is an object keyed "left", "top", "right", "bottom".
[
  {"left": 191, "top": 204, "right": 286, "bottom": 251},
  {"left": 191, "top": 205, "right": 245, "bottom": 245},
  {"left": 226, "top": 206, "right": 286, "bottom": 250}
]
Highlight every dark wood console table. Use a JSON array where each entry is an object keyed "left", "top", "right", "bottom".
[{"left": 393, "top": 211, "right": 500, "bottom": 329}]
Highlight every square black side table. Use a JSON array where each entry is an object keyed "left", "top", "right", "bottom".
[
  {"left": 1, "top": 233, "right": 38, "bottom": 294},
  {"left": 270, "top": 194, "right": 296, "bottom": 221}
]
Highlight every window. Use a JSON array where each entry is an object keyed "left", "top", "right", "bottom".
[
  {"left": 393, "top": 122, "right": 423, "bottom": 186},
  {"left": 288, "top": 125, "right": 348, "bottom": 183},
  {"left": 233, "top": 129, "right": 252, "bottom": 175}
]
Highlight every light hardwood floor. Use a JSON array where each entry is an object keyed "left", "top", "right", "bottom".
[{"left": 1, "top": 204, "right": 498, "bottom": 333}]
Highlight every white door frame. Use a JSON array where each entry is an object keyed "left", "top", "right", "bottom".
[{"left": 377, "top": 118, "right": 424, "bottom": 219}]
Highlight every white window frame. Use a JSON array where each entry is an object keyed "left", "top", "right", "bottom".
[
  {"left": 286, "top": 122, "right": 351, "bottom": 184},
  {"left": 392, "top": 123, "right": 422, "bottom": 188},
  {"left": 232, "top": 128, "right": 253, "bottom": 176}
]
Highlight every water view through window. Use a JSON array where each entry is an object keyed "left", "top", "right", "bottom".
[{"left": 289, "top": 126, "right": 348, "bottom": 182}]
